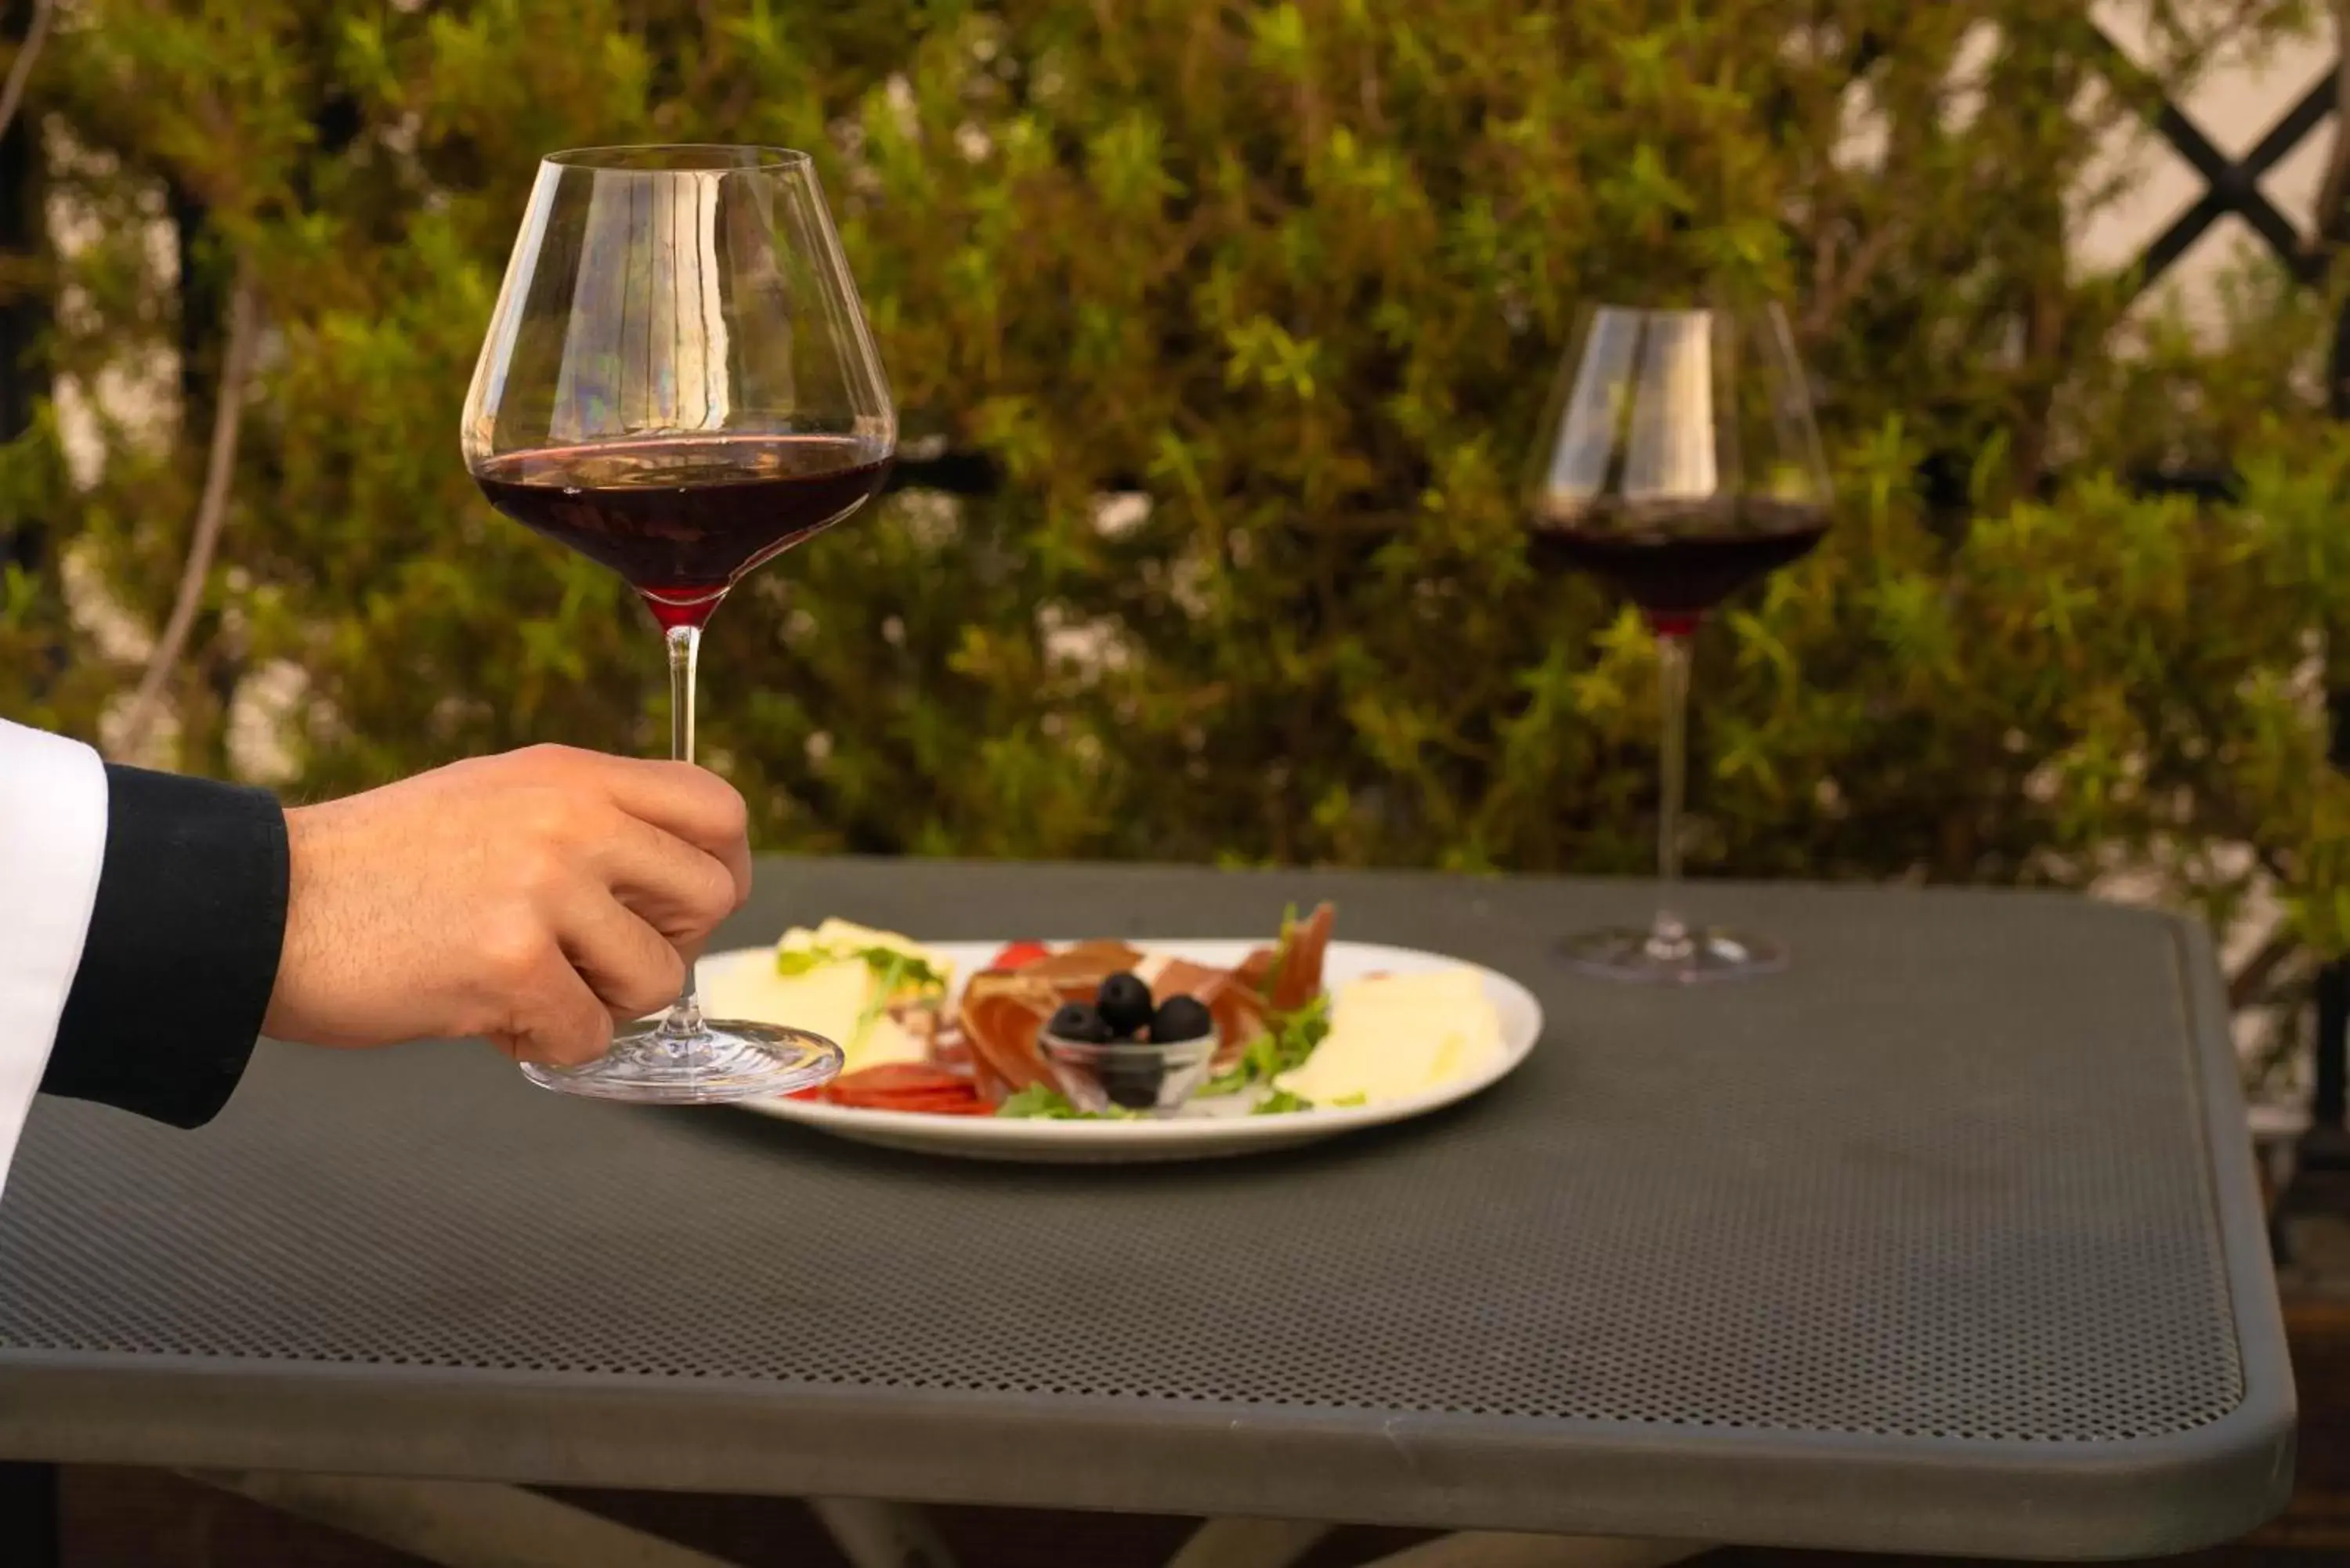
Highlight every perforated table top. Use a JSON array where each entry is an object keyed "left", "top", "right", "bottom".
[{"left": 0, "top": 861, "right": 2293, "bottom": 1559}]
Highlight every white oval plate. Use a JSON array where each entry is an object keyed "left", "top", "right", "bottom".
[{"left": 716, "top": 939, "right": 1544, "bottom": 1164}]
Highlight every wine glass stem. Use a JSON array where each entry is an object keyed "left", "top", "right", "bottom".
[
  {"left": 1650, "top": 629, "right": 1694, "bottom": 961},
  {"left": 657, "top": 622, "right": 706, "bottom": 1044}
]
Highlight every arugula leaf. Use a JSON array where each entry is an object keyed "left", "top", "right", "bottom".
[
  {"left": 1253, "top": 1087, "right": 1314, "bottom": 1115},
  {"left": 1201, "top": 992, "right": 1331, "bottom": 1097},
  {"left": 851, "top": 945, "right": 948, "bottom": 993},
  {"left": 996, "top": 1084, "right": 1077, "bottom": 1118},
  {"left": 1201, "top": 1042, "right": 1271, "bottom": 1099},
  {"left": 848, "top": 952, "right": 908, "bottom": 1050},
  {"left": 996, "top": 1084, "right": 1138, "bottom": 1121},
  {"left": 1264, "top": 992, "right": 1332, "bottom": 1075},
  {"left": 775, "top": 941, "right": 949, "bottom": 994}
]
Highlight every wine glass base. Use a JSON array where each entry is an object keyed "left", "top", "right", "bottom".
[
  {"left": 519, "top": 1020, "right": 843, "bottom": 1104},
  {"left": 1561, "top": 926, "right": 1787, "bottom": 985}
]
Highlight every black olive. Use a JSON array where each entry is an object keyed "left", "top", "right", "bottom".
[
  {"left": 1047, "top": 1002, "right": 1115, "bottom": 1044},
  {"left": 1149, "top": 995, "right": 1214, "bottom": 1044},
  {"left": 1096, "top": 971, "right": 1155, "bottom": 1038},
  {"left": 1100, "top": 1059, "right": 1168, "bottom": 1111}
]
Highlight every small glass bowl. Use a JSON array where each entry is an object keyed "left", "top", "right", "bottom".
[{"left": 1039, "top": 1028, "right": 1220, "bottom": 1117}]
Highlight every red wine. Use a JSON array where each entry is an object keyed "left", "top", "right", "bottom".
[
  {"left": 474, "top": 435, "right": 891, "bottom": 630},
  {"left": 1531, "top": 498, "right": 1828, "bottom": 635}
]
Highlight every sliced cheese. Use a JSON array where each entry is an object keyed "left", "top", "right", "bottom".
[
  {"left": 702, "top": 948, "right": 931, "bottom": 1075},
  {"left": 1278, "top": 966, "right": 1502, "bottom": 1107},
  {"left": 798, "top": 919, "right": 952, "bottom": 978},
  {"left": 701, "top": 957, "right": 866, "bottom": 1048},
  {"left": 842, "top": 1013, "right": 929, "bottom": 1073}
]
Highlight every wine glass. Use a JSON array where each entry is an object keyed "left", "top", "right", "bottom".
[
  {"left": 1527, "top": 301, "right": 1831, "bottom": 983},
  {"left": 461, "top": 145, "right": 895, "bottom": 1100}
]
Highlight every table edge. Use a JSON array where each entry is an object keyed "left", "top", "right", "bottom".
[{"left": 0, "top": 1346, "right": 2293, "bottom": 1559}]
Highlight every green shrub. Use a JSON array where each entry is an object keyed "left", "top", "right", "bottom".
[{"left": 2, "top": 1, "right": 2345, "bottom": 1064}]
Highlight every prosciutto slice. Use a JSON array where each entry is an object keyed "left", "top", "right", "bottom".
[{"left": 958, "top": 970, "right": 1063, "bottom": 1104}]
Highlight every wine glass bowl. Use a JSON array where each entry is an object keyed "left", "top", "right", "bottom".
[
  {"left": 463, "top": 145, "right": 895, "bottom": 1100},
  {"left": 1528, "top": 302, "right": 1830, "bottom": 983},
  {"left": 469, "top": 436, "right": 892, "bottom": 634}
]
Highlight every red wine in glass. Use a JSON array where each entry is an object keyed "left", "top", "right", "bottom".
[
  {"left": 1530, "top": 497, "right": 1830, "bottom": 638},
  {"left": 475, "top": 434, "right": 892, "bottom": 631},
  {"left": 461, "top": 144, "right": 896, "bottom": 1103},
  {"left": 1525, "top": 302, "right": 1832, "bottom": 983}
]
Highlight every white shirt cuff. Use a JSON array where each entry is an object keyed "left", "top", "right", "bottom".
[{"left": 0, "top": 718, "right": 107, "bottom": 1202}]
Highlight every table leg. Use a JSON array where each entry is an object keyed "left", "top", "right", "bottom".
[
  {"left": 183, "top": 1470, "right": 742, "bottom": 1568},
  {"left": 1162, "top": 1519, "right": 1705, "bottom": 1568},
  {"left": 1353, "top": 1535, "right": 1705, "bottom": 1568},
  {"left": 1165, "top": 1516, "right": 1332, "bottom": 1568},
  {"left": 805, "top": 1496, "right": 962, "bottom": 1568},
  {"left": 0, "top": 1460, "right": 60, "bottom": 1568},
  {"left": 183, "top": 1473, "right": 1705, "bottom": 1568}
]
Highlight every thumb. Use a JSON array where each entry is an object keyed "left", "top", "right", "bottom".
[{"left": 491, "top": 952, "right": 617, "bottom": 1068}]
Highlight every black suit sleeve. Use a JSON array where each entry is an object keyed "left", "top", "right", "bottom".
[{"left": 42, "top": 764, "right": 288, "bottom": 1128}]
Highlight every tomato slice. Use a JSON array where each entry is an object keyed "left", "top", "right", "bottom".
[
  {"left": 831, "top": 1086, "right": 990, "bottom": 1115},
  {"left": 830, "top": 1064, "right": 967, "bottom": 1093},
  {"left": 988, "top": 940, "right": 1053, "bottom": 971},
  {"left": 881, "top": 1092, "right": 985, "bottom": 1110},
  {"left": 823, "top": 1062, "right": 990, "bottom": 1116}
]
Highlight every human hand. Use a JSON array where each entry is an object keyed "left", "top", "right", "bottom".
[{"left": 262, "top": 745, "right": 752, "bottom": 1066}]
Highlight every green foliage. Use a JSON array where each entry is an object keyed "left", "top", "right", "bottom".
[{"left": 2, "top": 0, "right": 2346, "bottom": 1021}]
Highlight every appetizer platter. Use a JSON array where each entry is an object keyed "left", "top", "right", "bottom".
[{"left": 703, "top": 905, "right": 1543, "bottom": 1163}]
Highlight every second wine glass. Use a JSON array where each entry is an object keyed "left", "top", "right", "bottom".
[
  {"left": 462, "top": 145, "right": 896, "bottom": 1100},
  {"left": 1528, "top": 301, "right": 1831, "bottom": 983}
]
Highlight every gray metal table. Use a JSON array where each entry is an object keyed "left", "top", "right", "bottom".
[{"left": 0, "top": 862, "right": 2295, "bottom": 1564}]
